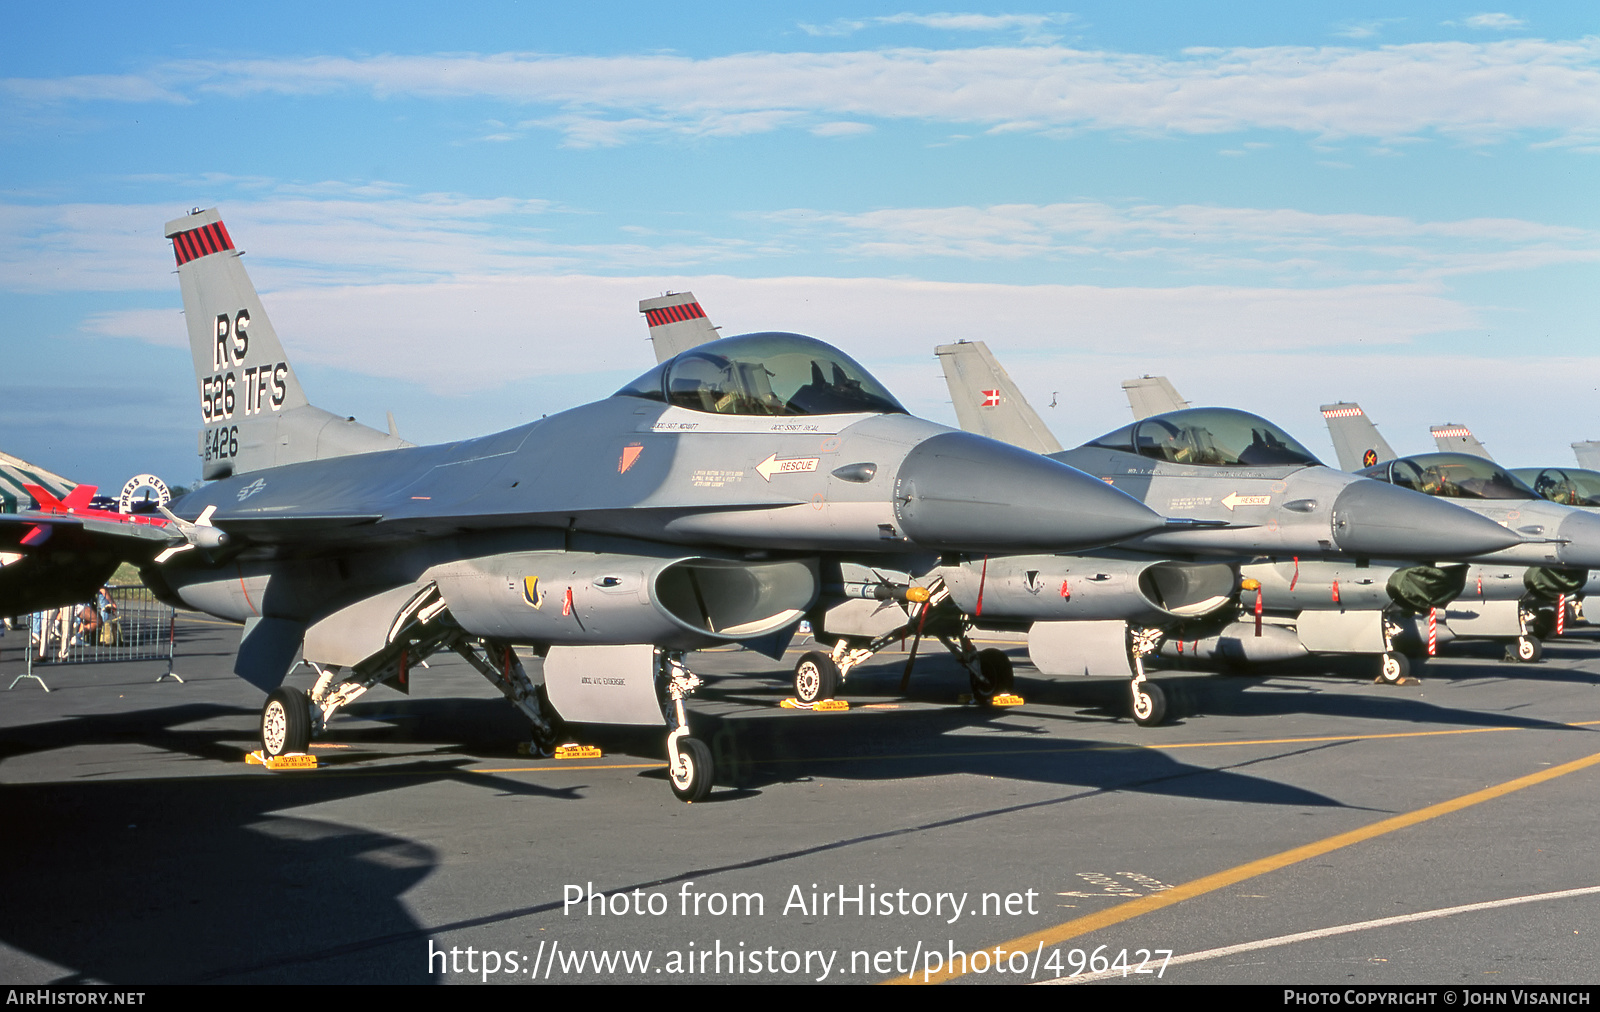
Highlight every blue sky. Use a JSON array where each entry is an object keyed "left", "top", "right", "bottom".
[{"left": 2, "top": 2, "right": 1596, "bottom": 489}]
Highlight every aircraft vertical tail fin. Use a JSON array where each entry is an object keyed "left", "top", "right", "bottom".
[
  {"left": 1574, "top": 441, "right": 1600, "bottom": 471},
  {"left": 934, "top": 341, "right": 1062, "bottom": 454},
  {"left": 640, "top": 292, "right": 720, "bottom": 363},
  {"left": 1320, "top": 402, "right": 1396, "bottom": 471},
  {"left": 1121, "top": 375, "right": 1190, "bottom": 420},
  {"left": 1430, "top": 423, "right": 1494, "bottom": 461},
  {"left": 165, "top": 209, "right": 410, "bottom": 480}
]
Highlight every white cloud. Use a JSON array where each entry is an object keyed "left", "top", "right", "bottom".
[
  {"left": 800, "top": 12, "right": 1074, "bottom": 39},
  {"left": 1465, "top": 13, "right": 1526, "bottom": 30},
  {"left": 81, "top": 272, "right": 1477, "bottom": 397},
  {"left": 763, "top": 201, "right": 1600, "bottom": 279},
  {"left": 810, "top": 120, "right": 874, "bottom": 137},
  {"left": 12, "top": 39, "right": 1599, "bottom": 146},
  {"left": 0, "top": 194, "right": 772, "bottom": 293}
]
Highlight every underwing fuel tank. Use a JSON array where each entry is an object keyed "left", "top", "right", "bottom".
[
  {"left": 428, "top": 551, "right": 819, "bottom": 651},
  {"left": 940, "top": 553, "right": 1237, "bottom": 624}
]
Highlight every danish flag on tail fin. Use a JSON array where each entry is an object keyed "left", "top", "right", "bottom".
[
  {"left": 639, "top": 291, "right": 721, "bottom": 364},
  {"left": 933, "top": 341, "right": 1062, "bottom": 455}
]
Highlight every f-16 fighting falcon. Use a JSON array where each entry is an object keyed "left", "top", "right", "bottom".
[
  {"left": 0, "top": 209, "right": 1179, "bottom": 803},
  {"left": 1323, "top": 405, "right": 1600, "bottom": 663},
  {"left": 915, "top": 343, "right": 1533, "bottom": 717},
  {"left": 648, "top": 306, "right": 1522, "bottom": 722}
]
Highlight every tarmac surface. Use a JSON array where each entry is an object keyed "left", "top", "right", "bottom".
[{"left": 2, "top": 613, "right": 1599, "bottom": 986}]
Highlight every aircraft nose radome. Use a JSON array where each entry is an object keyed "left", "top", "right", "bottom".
[
  {"left": 1554, "top": 510, "right": 1600, "bottom": 568},
  {"left": 893, "top": 432, "right": 1164, "bottom": 552},
  {"left": 1329, "top": 480, "right": 1525, "bottom": 558}
]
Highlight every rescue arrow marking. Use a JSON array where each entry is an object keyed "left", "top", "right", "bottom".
[
  {"left": 1221, "top": 492, "right": 1272, "bottom": 511},
  {"left": 754, "top": 453, "right": 820, "bottom": 482}
]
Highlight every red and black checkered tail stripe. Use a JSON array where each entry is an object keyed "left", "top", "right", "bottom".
[
  {"left": 171, "top": 221, "right": 236, "bottom": 266},
  {"left": 643, "top": 302, "right": 706, "bottom": 328}
]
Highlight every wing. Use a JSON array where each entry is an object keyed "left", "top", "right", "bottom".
[{"left": 0, "top": 512, "right": 175, "bottom": 616}]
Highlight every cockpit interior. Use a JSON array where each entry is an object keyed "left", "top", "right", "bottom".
[
  {"left": 1361, "top": 453, "right": 1537, "bottom": 501},
  {"left": 1085, "top": 408, "right": 1323, "bottom": 467},
  {"left": 616, "top": 332, "right": 906, "bottom": 417},
  {"left": 1510, "top": 467, "right": 1600, "bottom": 508}
]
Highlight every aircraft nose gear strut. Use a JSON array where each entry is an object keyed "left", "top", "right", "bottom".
[
  {"left": 662, "top": 653, "right": 712, "bottom": 803},
  {"left": 1129, "top": 626, "right": 1168, "bottom": 727}
]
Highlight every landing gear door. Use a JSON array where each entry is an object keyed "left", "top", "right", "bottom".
[
  {"left": 543, "top": 644, "right": 667, "bottom": 726},
  {"left": 1028, "top": 620, "right": 1134, "bottom": 678}
]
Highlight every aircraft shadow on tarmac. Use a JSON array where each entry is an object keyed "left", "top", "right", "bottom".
[
  {"left": 0, "top": 702, "right": 593, "bottom": 985},
  {"left": 0, "top": 768, "right": 450, "bottom": 984}
]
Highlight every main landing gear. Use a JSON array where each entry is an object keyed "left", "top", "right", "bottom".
[
  {"left": 804, "top": 579, "right": 1019, "bottom": 707},
  {"left": 255, "top": 585, "right": 560, "bottom": 763}
]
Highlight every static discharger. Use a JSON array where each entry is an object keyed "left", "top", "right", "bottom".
[
  {"left": 781, "top": 698, "right": 850, "bottom": 711},
  {"left": 245, "top": 750, "right": 319, "bottom": 771},
  {"left": 554, "top": 743, "right": 603, "bottom": 759}
]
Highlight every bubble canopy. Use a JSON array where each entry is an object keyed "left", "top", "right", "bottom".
[
  {"left": 1360, "top": 453, "right": 1537, "bottom": 501},
  {"left": 1085, "top": 408, "right": 1323, "bottom": 468},
  {"left": 615, "top": 332, "right": 907, "bottom": 417},
  {"left": 1510, "top": 467, "right": 1600, "bottom": 507}
]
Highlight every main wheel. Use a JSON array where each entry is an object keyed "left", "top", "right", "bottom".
[
  {"left": 670, "top": 736, "right": 713, "bottom": 803},
  {"left": 1131, "top": 680, "right": 1167, "bottom": 727},
  {"left": 1507, "top": 635, "right": 1543, "bottom": 663},
  {"left": 1378, "top": 651, "right": 1410, "bottom": 684},
  {"left": 793, "top": 650, "right": 841, "bottom": 703},
  {"left": 970, "top": 648, "right": 1014, "bottom": 705},
  {"left": 261, "top": 686, "right": 312, "bottom": 757}
]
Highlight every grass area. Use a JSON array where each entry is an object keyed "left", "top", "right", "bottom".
[{"left": 111, "top": 563, "right": 145, "bottom": 587}]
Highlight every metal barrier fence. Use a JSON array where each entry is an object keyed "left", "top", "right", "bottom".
[{"left": 8, "top": 585, "right": 179, "bottom": 690}]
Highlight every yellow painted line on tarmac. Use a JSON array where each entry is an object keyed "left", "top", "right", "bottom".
[
  {"left": 885, "top": 745, "right": 1600, "bottom": 985},
  {"left": 469, "top": 762, "right": 664, "bottom": 774},
  {"left": 737, "top": 719, "right": 1600, "bottom": 769}
]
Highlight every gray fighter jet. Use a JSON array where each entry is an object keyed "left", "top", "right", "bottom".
[
  {"left": 1324, "top": 404, "right": 1600, "bottom": 662},
  {"left": 930, "top": 344, "right": 1524, "bottom": 698},
  {"left": 1, "top": 209, "right": 1177, "bottom": 803}
]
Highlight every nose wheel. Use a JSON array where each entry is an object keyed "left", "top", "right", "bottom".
[
  {"left": 1131, "top": 679, "right": 1167, "bottom": 727},
  {"left": 669, "top": 736, "right": 713, "bottom": 803},
  {"left": 1505, "top": 635, "right": 1542, "bottom": 663},
  {"left": 1378, "top": 651, "right": 1410, "bottom": 684}
]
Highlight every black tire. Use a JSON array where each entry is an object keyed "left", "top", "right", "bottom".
[
  {"left": 970, "top": 648, "right": 1014, "bottom": 704},
  {"left": 1131, "top": 680, "right": 1167, "bottom": 727},
  {"left": 1378, "top": 651, "right": 1410, "bottom": 684},
  {"left": 261, "top": 686, "right": 311, "bottom": 757},
  {"left": 793, "top": 650, "right": 841, "bottom": 703},
  {"left": 670, "top": 736, "right": 713, "bottom": 803},
  {"left": 1508, "top": 636, "right": 1543, "bottom": 664}
]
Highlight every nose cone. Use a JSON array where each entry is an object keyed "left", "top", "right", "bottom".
[
  {"left": 1330, "top": 479, "right": 1525, "bottom": 558},
  {"left": 1555, "top": 510, "right": 1600, "bottom": 568},
  {"left": 894, "top": 432, "right": 1164, "bottom": 552}
]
